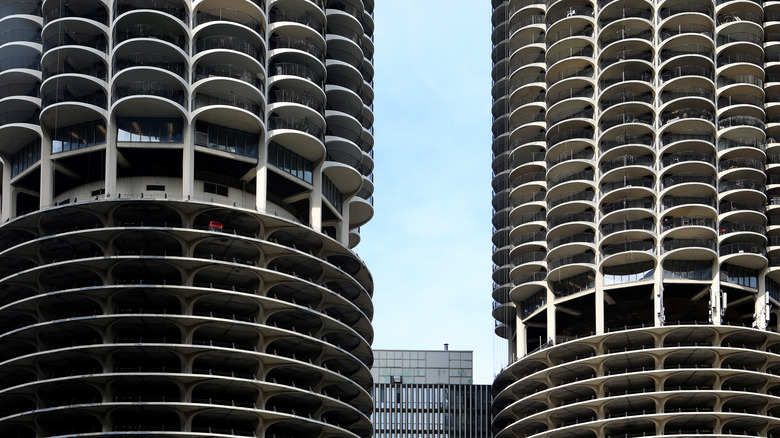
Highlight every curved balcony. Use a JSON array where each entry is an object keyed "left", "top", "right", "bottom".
[
  {"left": 548, "top": 252, "right": 595, "bottom": 271},
  {"left": 270, "top": 35, "right": 324, "bottom": 62},
  {"left": 601, "top": 240, "right": 654, "bottom": 261},
  {"left": 115, "top": 24, "right": 188, "bottom": 52},
  {"left": 191, "top": 92, "right": 264, "bottom": 119},
  {"left": 601, "top": 176, "right": 654, "bottom": 196},
  {"left": 548, "top": 211, "right": 595, "bottom": 230},
  {"left": 659, "top": 23, "right": 713, "bottom": 41},
  {"left": 717, "top": 53, "right": 763, "bottom": 68},
  {"left": 719, "top": 242, "right": 766, "bottom": 257},
  {"left": 662, "top": 238, "right": 717, "bottom": 253},
  {"left": 547, "top": 189, "right": 595, "bottom": 210},
  {"left": 270, "top": 62, "right": 324, "bottom": 87},
  {"left": 268, "top": 116, "right": 324, "bottom": 142},
  {"left": 718, "top": 136, "right": 765, "bottom": 152},
  {"left": 718, "top": 178, "right": 765, "bottom": 194},
  {"left": 43, "top": 1, "right": 108, "bottom": 26},
  {"left": 548, "top": 232, "right": 595, "bottom": 251},
  {"left": 661, "top": 195, "right": 717, "bottom": 211},
  {"left": 269, "top": 8, "right": 325, "bottom": 36},
  {"left": 659, "top": 65, "right": 714, "bottom": 83},
  {"left": 115, "top": 0, "right": 189, "bottom": 24},
  {"left": 194, "top": 8, "right": 265, "bottom": 37},
  {"left": 193, "top": 35, "right": 264, "bottom": 65},
  {"left": 601, "top": 219, "right": 655, "bottom": 237},
  {"left": 661, "top": 173, "right": 717, "bottom": 190},
  {"left": 192, "top": 63, "right": 263, "bottom": 90},
  {"left": 720, "top": 222, "right": 765, "bottom": 236},
  {"left": 600, "top": 28, "right": 652, "bottom": 49},
  {"left": 600, "top": 197, "right": 654, "bottom": 216},
  {"left": 659, "top": 108, "right": 714, "bottom": 128},
  {"left": 112, "top": 81, "right": 185, "bottom": 107}
]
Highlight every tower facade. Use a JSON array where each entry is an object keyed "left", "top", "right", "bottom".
[
  {"left": 0, "top": 0, "right": 376, "bottom": 436},
  {"left": 491, "top": 0, "right": 780, "bottom": 435}
]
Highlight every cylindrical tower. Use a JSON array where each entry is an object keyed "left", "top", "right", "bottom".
[
  {"left": 492, "top": 0, "right": 780, "bottom": 435},
  {"left": 0, "top": 0, "right": 376, "bottom": 436}
]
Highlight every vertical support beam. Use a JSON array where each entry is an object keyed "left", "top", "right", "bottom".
[
  {"left": 595, "top": 271, "right": 605, "bottom": 334},
  {"left": 516, "top": 316, "right": 526, "bottom": 358},
  {"left": 39, "top": 133, "right": 54, "bottom": 207},
  {"left": 311, "top": 164, "right": 322, "bottom": 231},
  {"left": 105, "top": 115, "right": 117, "bottom": 196},
  {"left": 1, "top": 157, "right": 12, "bottom": 222},
  {"left": 546, "top": 288, "right": 556, "bottom": 344},
  {"left": 255, "top": 138, "right": 267, "bottom": 212},
  {"left": 181, "top": 122, "right": 194, "bottom": 199},
  {"left": 712, "top": 260, "right": 723, "bottom": 325},
  {"left": 654, "top": 264, "right": 664, "bottom": 327},
  {"left": 756, "top": 270, "right": 769, "bottom": 329}
]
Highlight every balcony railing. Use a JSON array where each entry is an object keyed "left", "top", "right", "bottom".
[
  {"left": 661, "top": 196, "right": 716, "bottom": 210},
  {"left": 661, "top": 173, "right": 716, "bottom": 189},
  {"left": 547, "top": 190, "right": 594, "bottom": 209},
  {"left": 720, "top": 243, "right": 765, "bottom": 256},
  {"left": 601, "top": 241, "right": 654, "bottom": 259},
  {"left": 116, "top": 0, "right": 188, "bottom": 23},
  {"left": 269, "top": 9, "right": 324, "bottom": 34},
  {"left": 548, "top": 211, "right": 595, "bottom": 228},
  {"left": 602, "top": 219, "right": 654, "bottom": 237},
  {"left": 548, "top": 252, "right": 595, "bottom": 270},
  {"left": 661, "top": 151, "right": 715, "bottom": 168},
  {"left": 115, "top": 24, "right": 187, "bottom": 51},
  {"left": 112, "top": 81, "right": 185, "bottom": 106},
  {"left": 269, "top": 116, "right": 324, "bottom": 140},
  {"left": 601, "top": 198, "right": 653, "bottom": 215},
  {"left": 663, "top": 239, "right": 716, "bottom": 252},
  {"left": 194, "top": 35, "right": 264, "bottom": 64}
]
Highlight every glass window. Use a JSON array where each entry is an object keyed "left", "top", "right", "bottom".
[
  {"left": 12, "top": 139, "right": 41, "bottom": 177},
  {"left": 663, "top": 260, "right": 713, "bottom": 280},
  {"left": 117, "top": 118, "right": 183, "bottom": 144},
  {"left": 194, "top": 121, "right": 258, "bottom": 158},
  {"left": 51, "top": 120, "right": 106, "bottom": 154},
  {"left": 267, "top": 141, "right": 314, "bottom": 184}
]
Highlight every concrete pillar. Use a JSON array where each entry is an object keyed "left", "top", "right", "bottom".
[
  {"left": 712, "top": 260, "right": 723, "bottom": 325},
  {"left": 255, "top": 134, "right": 267, "bottom": 212},
  {"left": 310, "top": 164, "right": 322, "bottom": 231},
  {"left": 546, "top": 288, "right": 556, "bottom": 344},
  {"left": 182, "top": 122, "right": 194, "bottom": 199},
  {"left": 105, "top": 115, "right": 117, "bottom": 195},
  {"left": 756, "top": 270, "right": 769, "bottom": 329},
  {"left": 595, "top": 271, "right": 605, "bottom": 334},
  {"left": 39, "top": 133, "right": 54, "bottom": 207},
  {"left": 0, "top": 156, "right": 11, "bottom": 222}
]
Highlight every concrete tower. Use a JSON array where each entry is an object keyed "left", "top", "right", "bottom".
[
  {"left": 0, "top": 0, "right": 376, "bottom": 436},
  {"left": 491, "top": 0, "right": 780, "bottom": 435}
]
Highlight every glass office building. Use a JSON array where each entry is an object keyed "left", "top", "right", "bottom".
[{"left": 372, "top": 349, "right": 493, "bottom": 438}]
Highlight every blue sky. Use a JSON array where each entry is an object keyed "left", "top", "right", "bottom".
[{"left": 356, "top": 1, "right": 499, "bottom": 384}]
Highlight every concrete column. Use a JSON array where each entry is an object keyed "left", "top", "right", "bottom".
[
  {"left": 654, "top": 250, "right": 664, "bottom": 326},
  {"left": 595, "top": 271, "right": 605, "bottom": 334},
  {"left": 517, "top": 316, "right": 526, "bottom": 358},
  {"left": 39, "top": 133, "right": 54, "bottom": 207},
  {"left": 546, "top": 288, "right": 555, "bottom": 344},
  {"left": 712, "top": 261, "right": 723, "bottom": 325},
  {"left": 338, "top": 201, "right": 350, "bottom": 245},
  {"left": 310, "top": 164, "right": 322, "bottom": 231},
  {"left": 255, "top": 138, "right": 267, "bottom": 212},
  {"left": 105, "top": 115, "right": 117, "bottom": 196},
  {"left": 1, "top": 157, "right": 12, "bottom": 222},
  {"left": 756, "top": 270, "right": 769, "bottom": 329},
  {"left": 182, "top": 122, "right": 194, "bottom": 199}
]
